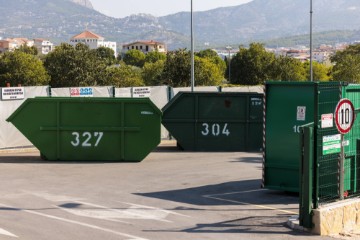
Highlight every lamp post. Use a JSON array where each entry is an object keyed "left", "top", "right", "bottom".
[
  {"left": 190, "top": 0, "right": 195, "bottom": 92},
  {"left": 310, "top": 0, "right": 313, "bottom": 82},
  {"left": 226, "top": 46, "right": 232, "bottom": 83}
]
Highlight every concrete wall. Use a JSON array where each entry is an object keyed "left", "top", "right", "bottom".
[{"left": 312, "top": 199, "right": 360, "bottom": 236}]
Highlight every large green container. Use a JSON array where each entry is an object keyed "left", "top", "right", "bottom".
[
  {"left": 264, "top": 82, "right": 342, "bottom": 192},
  {"left": 341, "top": 84, "right": 360, "bottom": 193},
  {"left": 162, "top": 92, "right": 263, "bottom": 151},
  {"left": 7, "top": 97, "right": 162, "bottom": 161}
]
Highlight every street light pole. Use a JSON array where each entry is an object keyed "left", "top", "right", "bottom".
[
  {"left": 226, "top": 46, "right": 232, "bottom": 83},
  {"left": 310, "top": 0, "right": 313, "bottom": 82},
  {"left": 190, "top": 0, "right": 195, "bottom": 92}
]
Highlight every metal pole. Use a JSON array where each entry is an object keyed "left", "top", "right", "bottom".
[
  {"left": 226, "top": 46, "right": 232, "bottom": 82},
  {"left": 340, "top": 134, "right": 344, "bottom": 200},
  {"left": 190, "top": 0, "right": 195, "bottom": 92},
  {"left": 310, "top": 0, "right": 313, "bottom": 82}
]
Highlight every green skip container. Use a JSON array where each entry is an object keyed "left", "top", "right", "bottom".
[
  {"left": 162, "top": 92, "right": 263, "bottom": 151},
  {"left": 7, "top": 97, "right": 162, "bottom": 161}
]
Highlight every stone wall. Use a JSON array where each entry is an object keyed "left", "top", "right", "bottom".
[{"left": 312, "top": 199, "right": 360, "bottom": 235}]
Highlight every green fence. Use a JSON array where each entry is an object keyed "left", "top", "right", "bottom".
[{"left": 300, "top": 82, "right": 360, "bottom": 228}]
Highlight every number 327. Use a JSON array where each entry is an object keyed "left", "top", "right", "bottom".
[{"left": 71, "top": 132, "right": 103, "bottom": 147}]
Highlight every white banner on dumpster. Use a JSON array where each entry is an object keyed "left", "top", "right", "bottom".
[
  {"left": 1, "top": 87, "right": 25, "bottom": 100},
  {"left": 70, "top": 87, "right": 94, "bottom": 97},
  {"left": 133, "top": 87, "right": 151, "bottom": 98}
]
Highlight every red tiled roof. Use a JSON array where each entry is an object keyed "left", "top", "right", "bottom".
[{"left": 71, "top": 30, "right": 104, "bottom": 40}]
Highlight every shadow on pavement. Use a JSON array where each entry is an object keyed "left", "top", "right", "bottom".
[{"left": 135, "top": 179, "right": 298, "bottom": 207}]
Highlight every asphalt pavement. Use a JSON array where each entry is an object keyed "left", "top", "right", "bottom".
[{"left": 0, "top": 141, "right": 336, "bottom": 240}]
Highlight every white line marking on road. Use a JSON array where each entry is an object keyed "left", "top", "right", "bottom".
[
  {"left": 24, "top": 191, "right": 84, "bottom": 202},
  {"left": 203, "top": 188, "right": 268, "bottom": 197},
  {"left": 66, "top": 201, "right": 172, "bottom": 222},
  {"left": 25, "top": 192, "right": 177, "bottom": 222},
  {"left": 0, "top": 203, "right": 148, "bottom": 240},
  {"left": 203, "top": 195, "right": 297, "bottom": 215},
  {"left": 119, "top": 202, "right": 191, "bottom": 218},
  {"left": 0, "top": 228, "right": 18, "bottom": 238}
]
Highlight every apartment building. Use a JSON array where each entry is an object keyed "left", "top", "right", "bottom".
[
  {"left": 0, "top": 38, "right": 33, "bottom": 53},
  {"left": 122, "top": 40, "right": 167, "bottom": 54},
  {"left": 33, "top": 38, "right": 54, "bottom": 55},
  {"left": 0, "top": 38, "right": 55, "bottom": 54},
  {"left": 70, "top": 30, "right": 117, "bottom": 56}
]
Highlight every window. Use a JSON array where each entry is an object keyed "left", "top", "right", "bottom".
[
  {"left": 140, "top": 46, "right": 143, "bottom": 50},
  {"left": 136, "top": 46, "right": 138, "bottom": 50},
  {"left": 132, "top": 46, "right": 134, "bottom": 49}
]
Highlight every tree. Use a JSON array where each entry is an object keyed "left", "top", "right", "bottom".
[
  {"left": 197, "top": 49, "right": 226, "bottom": 76},
  {"left": 15, "top": 45, "right": 38, "bottom": 56},
  {"left": 194, "top": 56, "right": 224, "bottom": 86},
  {"left": 145, "top": 51, "right": 166, "bottom": 63},
  {"left": 100, "top": 64, "right": 144, "bottom": 87},
  {"left": 142, "top": 60, "right": 165, "bottom": 86},
  {"left": 196, "top": 49, "right": 219, "bottom": 59},
  {"left": 230, "top": 43, "right": 276, "bottom": 85},
  {"left": 0, "top": 51, "right": 49, "bottom": 86},
  {"left": 44, "top": 43, "right": 106, "bottom": 87},
  {"left": 91, "top": 46, "right": 117, "bottom": 66},
  {"left": 123, "top": 49, "right": 146, "bottom": 67},
  {"left": 271, "top": 56, "right": 306, "bottom": 81},
  {"left": 162, "top": 49, "right": 191, "bottom": 87},
  {"left": 304, "top": 61, "right": 331, "bottom": 81},
  {"left": 331, "top": 54, "right": 360, "bottom": 83},
  {"left": 330, "top": 44, "right": 360, "bottom": 83},
  {"left": 162, "top": 48, "right": 227, "bottom": 87}
]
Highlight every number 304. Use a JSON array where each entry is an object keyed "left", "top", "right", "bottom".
[
  {"left": 71, "top": 132, "right": 104, "bottom": 147},
  {"left": 201, "top": 123, "right": 230, "bottom": 136}
]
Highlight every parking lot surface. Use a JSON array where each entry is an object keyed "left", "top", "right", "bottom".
[{"left": 0, "top": 142, "right": 334, "bottom": 239}]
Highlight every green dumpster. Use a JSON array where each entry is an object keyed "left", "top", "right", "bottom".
[
  {"left": 162, "top": 92, "right": 263, "bottom": 151},
  {"left": 264, "top": 82, "right": 342, "bottom": 192},
  {"left": 7, "top": 97, "right": 162, "bottom": 161},
  {"left": 341, "top": 85, "right": 360, "bottom": 194}
]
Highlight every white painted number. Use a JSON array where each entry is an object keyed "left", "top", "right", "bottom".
[
  {"left": 94, "top": 132, "right": 104, "bottom": 147},
  {"left": 201, "top": 123, "right": 230, "bottom": 136},
  {"left": 71, "top": 132, "right": 104, "bottom": 147},
  {"left": 222, "top": 123, "right": 230, "bottom": 136},
  {"left": 293, "top": 125, "right": 301, "bottom": 133},
  {"left": 71, "top": 132, "right": 80, "bottom": 147},
  {"left": 201, "top": 123, "right": 209, "bottom": 136},
  {"left": 212, "top": 124, "right": 220, "bottom": 136}
]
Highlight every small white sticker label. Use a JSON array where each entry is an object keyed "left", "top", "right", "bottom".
[
  {"left": 297, "top": 106, "right": 306, "bottom": 121},
  {"left": 321, "top": 113, "right": 333, "bottom": 128}
]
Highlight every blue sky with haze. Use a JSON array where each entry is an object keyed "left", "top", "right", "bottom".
[{"left": 90, "top": 0, "right": 252, "bottom": 18}]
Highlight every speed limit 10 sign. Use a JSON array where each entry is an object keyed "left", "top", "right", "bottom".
[{"left": 335, "top": 98, "right": 355, "bottom": 134}]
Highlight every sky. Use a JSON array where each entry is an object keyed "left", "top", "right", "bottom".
[{"left": 90, "top": 0, "right": 253, "bottom": 18}]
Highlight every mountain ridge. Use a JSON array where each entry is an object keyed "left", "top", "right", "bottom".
[{"left": 0, "top": 0, "right": 360, "bottom": 49}]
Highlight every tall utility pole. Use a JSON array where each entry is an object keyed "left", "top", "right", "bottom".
[
  {"left": 310, "top": 0, "right": 313, "bottom": 82},
  {"left": 190, "top": 0, "right": 195, "bottom": 92},
  {"left": 226, "top": 46, "right": 232, "bottom": 82}
]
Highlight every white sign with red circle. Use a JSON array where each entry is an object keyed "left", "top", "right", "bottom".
[{"left": 335, "top": 98, "right": 355, "bottom": 134}]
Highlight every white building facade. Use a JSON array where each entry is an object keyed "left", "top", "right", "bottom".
[
  {"left": 70, "top": 30, "right": 117, "bottom": 56},
  {"left": 122, "top": 40, "right": 167, "bottom": 54},
  {"left": 33, "top": 38, "right": 54, "bottom": 55}
]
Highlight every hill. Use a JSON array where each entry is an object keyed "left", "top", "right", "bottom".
[{"left": 1, "top": 0, "right": 360, "bottom": 49}]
